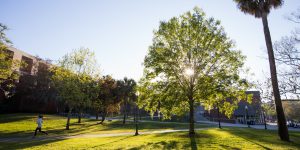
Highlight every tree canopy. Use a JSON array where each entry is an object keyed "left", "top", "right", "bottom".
[
  {"left": 51, "top": 48, "right": 100, "bottom": 128},
  {"left": 233, "top": 0, "right": 283, "bottom": 18},
  {"left": 138, "top": 7, "right": 250, "bottom": 135}
]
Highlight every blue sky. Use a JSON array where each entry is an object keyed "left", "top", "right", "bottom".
[{"left": 1, "top": 0, "right": 299, "bottom": 81}]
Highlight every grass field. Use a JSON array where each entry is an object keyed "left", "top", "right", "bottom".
[
  {"left": 0, "top": 113, "right": 211, "bottom": 137},
  {"left": 0, "top": 114, "right": 300, "bottom": 150}
]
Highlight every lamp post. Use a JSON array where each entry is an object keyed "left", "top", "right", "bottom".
[
  {"left": 245, "top": 105, "right": 250, "bottom": 128},
  {"left": 135, "top": 92, "right": 139, "bottom": 136}
]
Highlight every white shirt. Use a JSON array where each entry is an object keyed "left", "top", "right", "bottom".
[{"left": 37, "top": 118, "right": 43, "bottom": 128}]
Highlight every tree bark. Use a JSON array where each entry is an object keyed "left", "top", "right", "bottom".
[
  {"left": 189, "top": 96, "right": 195, "bottom": 136},
  {"left": 66, "top": 108, "right": 72, "bottom": 130},
  {"left": 262, "top": 12, "right": 289, "bottom": 141}
]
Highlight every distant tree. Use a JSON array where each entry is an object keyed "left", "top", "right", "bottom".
[
  {"left": 77, "top": 74, "right": 99, "bottom": 123},
  {"left": 95, "top": 75, "right": 119, "bottom": 124},
  {"left": 256, "top": 78, "right": 277, "bottom": 120},
  {"left": 139, "top": 8, "right": 249, "bottom": 136},
  {"left": 274, "top": 8, "right": 300, "bottom": 98},
  {"left": 282, "top": 101, "right": 300, "bottom": 122},
  {"left": 118, "top": 77, "right": 136, "bottom": 124},
  {"left": 233, "top": 0, "right": 289, "bottom": 141}
]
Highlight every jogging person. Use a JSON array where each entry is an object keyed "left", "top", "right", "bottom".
[{"left": 33, "top": 114, "right": 48, "bottom": 136}]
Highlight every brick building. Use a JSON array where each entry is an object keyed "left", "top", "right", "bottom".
[
  {"left": 202, "top": 91, "right": 263, "bottom": 124},
  {"left": 0, "top": 46, "right": 58, "bottom": 113},
  {"left": 5, "top": 46, "right": 50, "bottom": 75}
]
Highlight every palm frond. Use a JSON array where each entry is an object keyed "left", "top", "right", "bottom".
[{"left": 233, "top": 0, "right": 283, "bottom": 18}]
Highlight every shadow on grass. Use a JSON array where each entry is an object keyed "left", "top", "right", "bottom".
[
  {"left": 182, "top": 133, "right": 214, "bottom": 150},
  {"left": 92, "top": 135, "right": 134, "bottom": 148},
  {"left": 0, "top": 131, "right": 34, "bottom": 138},
  {"left": 219, "top": 144, "right": 241, "bottom": 150},
  {"left": 222, "top": 127, "right": 300, "bottom": 149},
  {"left": 0, "top": 113, "right": 35, "bottom": 123},
  {"left": 0, "top": 138, "right": 65, "bottom": 149},
  {"left": 128, "top": 140, "right": 179, "bottom": 150},
  {"left": 154, "top": 131, "right": 217, "bottom": 149}
]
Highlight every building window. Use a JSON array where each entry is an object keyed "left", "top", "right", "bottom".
[
  {"left": 20, "top": 56, "right": 33, "bottom": 73},
  {"left": 3, "top": 49, "right": 14, "bottom": 60}
]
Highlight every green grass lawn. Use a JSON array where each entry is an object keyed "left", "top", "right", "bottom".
[
  {"left": 0, "top": 114, "right": 300, "bottom": 150},
  {"left": 0, "top": 113, "right": 211, "bottom": 137}
]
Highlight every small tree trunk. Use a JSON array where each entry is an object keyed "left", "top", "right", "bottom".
[
  {"left": 78, "top": 111, "right": 82, "bottom": 123},
  {"left": 189, "top": 96, "right": 195, "bottom": 136},
  {"left": 66, "top": 108, "right": 72, "bottom": 130},
  {"left": 262, "top": 12, "right": 289, "bottom": 141},
  {"left": 100, "top": 111, "right": 107, "bottom": 124},
  {"left": 123, "top": 99, "right": 127, "bottom": 124},
  {"left": 263, "top": 112, "right": 267, "bottom": 130}
]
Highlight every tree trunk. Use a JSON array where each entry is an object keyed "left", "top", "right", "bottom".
[
  {"left": 100, "top": 111, "right": 107, "bottom": 124},
  {"left": 217, "top": 106, "right": 221, "bottom": 129},
  {"left": 262, "top": 13, "right": 289, "bottom": 141},
  {"left": 66, "top": 109, "right": 72, "bottom": 130},
  {"left": 123, "top": 98, "right": 127, "bottom": 124},
  {"left": 78, "top": 111, "right": 82, "bottom": 123},
  {"left": 189, "top": 96, "right": 195, "bottom": 136}
]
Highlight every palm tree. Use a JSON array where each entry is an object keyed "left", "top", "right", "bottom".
[
  {"left": 118, "top": 77, "right": 136, "bottom": 124},
  {"left": 233, "top": 0, "right": 289, "bottom": 141}
]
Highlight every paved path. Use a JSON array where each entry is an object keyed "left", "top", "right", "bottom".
[
  {"left": 0, "top": 128, "right": 210, "bottom": 143},
  {"left": 197, "top": 121, "right": 300, "bottom": 131}
]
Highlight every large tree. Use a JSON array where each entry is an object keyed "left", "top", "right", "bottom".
[
  {"left": 51, "top": 67, "right": 83, "bottom": 129},
  {"left": 139, "top": 8, "right": 249, "bottom": 136},
  {"left": 51, "top": 48, "right": 100, "bottom": 129},
  {"left": 233, "top": 0, "right": 289, "bottom": 141}
]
